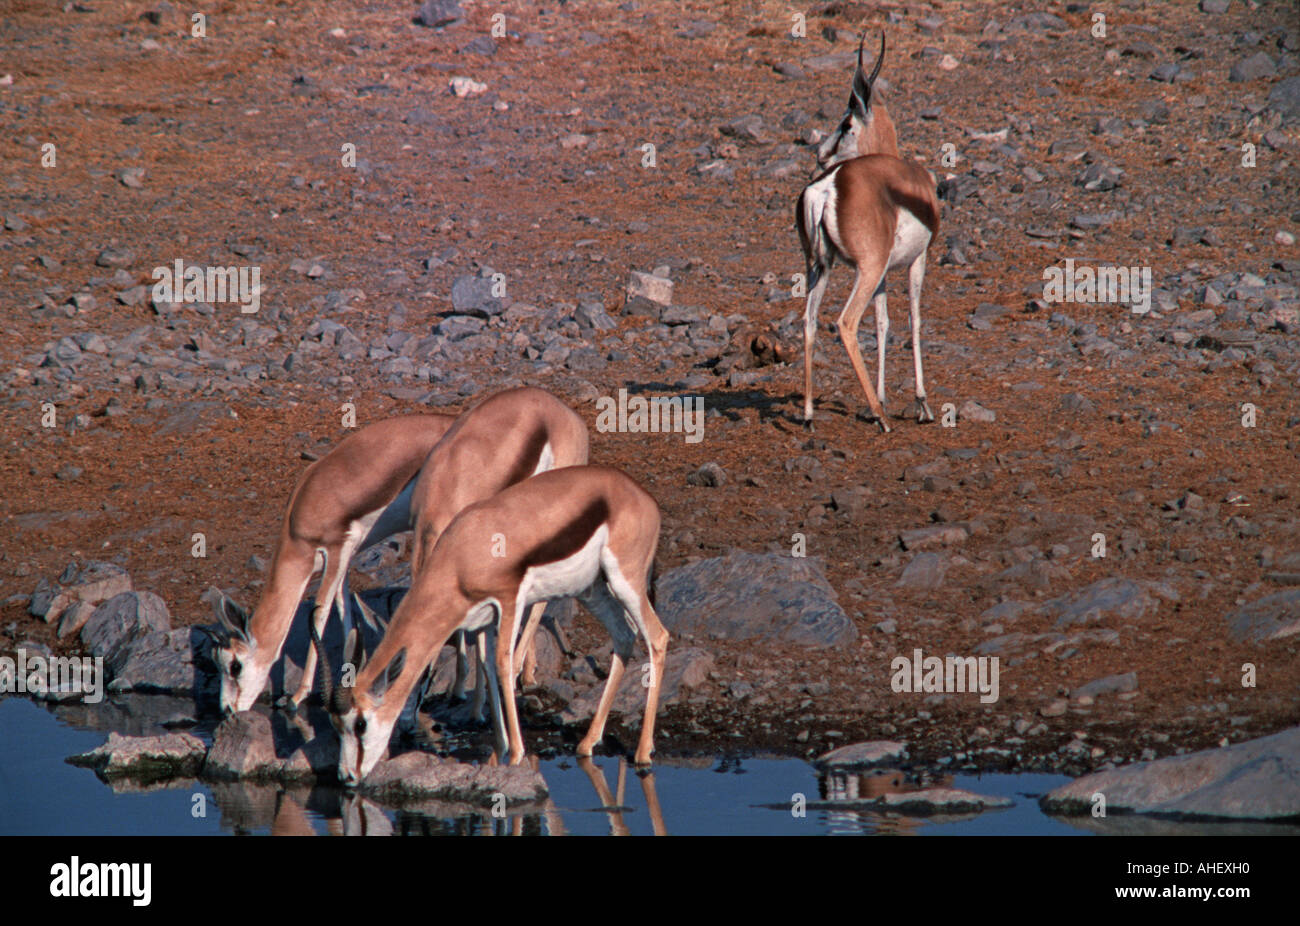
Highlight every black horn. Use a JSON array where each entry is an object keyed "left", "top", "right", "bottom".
[
  {"left": 867, "top": 31, "right": 885, "bottom": 86},
  {"left": 309, "top": 605, "right": 335, "bottom": 709},
  {"left": 852, "top": 31, "right": 886, "bottom": 110}
]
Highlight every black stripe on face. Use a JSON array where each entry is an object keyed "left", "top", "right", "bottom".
[
  {"left": 519, "top": 498, "right": 611, "bottom": 571},
  {"left": 502, "top": 425, "right": 549, "bottom": 489}
]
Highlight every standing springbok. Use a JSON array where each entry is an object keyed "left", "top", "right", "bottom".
[
  {"left": 206, "top": 413, "right": 455, "bottom": 714},
  {"left": 795, "top": 32, "right": 940, "bottom": 431},
  {"left": 318, "top": 465, "right": 668, "bottom": 784}
]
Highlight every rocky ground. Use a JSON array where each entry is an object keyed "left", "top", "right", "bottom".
[{"left": 2, "top": 0, "right": 1299, "bottom": 780}]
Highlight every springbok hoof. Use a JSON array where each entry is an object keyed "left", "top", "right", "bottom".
[
  {"left": 276, "top": 695, "right": 301, "bottom": 712},
  {"left": 916, "top": 398, "right": 934, "bottom": 423},
  {"left": 857, "top": 408, "right": 891, "bottom": 432}
]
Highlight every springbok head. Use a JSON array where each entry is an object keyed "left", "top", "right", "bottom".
[
  {"left": 316, "top": 596, "right": 406, "bottom": 787},
  {"left": 202, "top": 596, "right": 268, "bottom": 715},
  {"left": 815, "top": 31, "right": 899, "bottom": 169}
]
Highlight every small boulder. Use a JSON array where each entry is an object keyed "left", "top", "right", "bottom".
[{"left": 68, "top": 732, "right": 206, "bottom": 781}]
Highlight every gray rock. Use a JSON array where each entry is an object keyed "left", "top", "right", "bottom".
[
  {"left": 574, "top": 301, "right": 616, "bottom": 331},
  {"left": 1041, "top": 726, "right": 1300, "bottom": 820},
  {"left": 814, "top": 740, "right": 909, "bottom": 770},
  {"left": 203, "top": 710, "right": 338, "bottom": 782},
  {"left": 1225, "top": 589, "right": 1300, "bottom": 643},
  {"left": 68, "top": 732, "right": 205, "bottom": 780},
  {"left": 56, "top": 600, "right": 97, "bottom": 639},
  {"left": 34, "top": 561, "right": 132, "bottom": 625},
  {"left": 624, "top": 271, "right": 673, "bottom": 315},
  {"left": 436, "top": 315, "right": 486, "bottom": 340},
  {"left": 79, "top": 591, "right": 171, "bottom": 667},
  {"left": 686, "top": 462, "right": 727, "bottom": 486},
  {"left": 1229, "top": 52, "right": 1276, "bottom": 82},
  {"left": 655, "top": 552, "right": 857, "bottom": 647},
  {"left": 459, "top": 36, "right": 497, "bottom": 56},
  {"left": 359, "top": 751, "right": 547, "bottom": 806},
  {"left": 1072, "top": 671, "right": 1138, "bottom": 700},
  {"left": 958, "top": 400, "right": 995, "bottom": 423},
  {"left": 899, "top": 525, "right": 969, "bottom": 551},
  {"left": 108, "top": 627, "right": 214, "bottom": 695},
  {"left": 1150, "top": 62, "right": 1181, "bottom": 82},
  {"left": 450, "top": 273, "right": 508, "bottom": 318},
  {"left": 1268, "top": 76, "right": 1300, "bottom": 124},
  {"left": 897, "top": 552, "right": 949, "bottom": 589},
  {"left": 1043, "top": 578, "right": 1179, "bottom": 628},
  {"left": 415, "top": 0, "right": 464, "bottom": 28}
]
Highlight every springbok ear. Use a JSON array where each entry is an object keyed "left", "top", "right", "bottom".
[
  {"left": 198, "top": 625, "right": 227, "bottom": 650},
  {"left": 343, "top": 625, "right": 366, "bottom": 673},
  {"left": 368, "top": 648, "right": 406, "bottom": 702},
  {"left": 215, "top": 596, "right": 251, "bottom": 642}
]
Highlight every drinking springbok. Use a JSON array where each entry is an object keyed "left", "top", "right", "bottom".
[{"left": 206, "top": 413, "right": 455, "bottom": 714}]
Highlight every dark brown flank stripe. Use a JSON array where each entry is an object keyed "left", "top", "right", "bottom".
[
  {"left": 517, "top": 499, "right": 611, "bottom": 572},
  {"left": 889, "top": 186, "right": 940, "bottom": 237},
  {"left": 501, "top": 424, "right": 550, "bottom": 489},
  {"left": 831, "top": 161, "right": 940, "bottom": 238}
]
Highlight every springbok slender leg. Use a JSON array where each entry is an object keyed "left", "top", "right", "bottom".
[
  {"left": 514, "top": 601, "right": 548, "bottom": 687},
  {"left": 802, "top": 263, "right": 833, "bottom": 423},
  {"left": 909, "top": 252, "right": 934, "bottom": 422},
  {"left": 873, "top": 287, "right": 889, "bottom": 417},
  {"left": 628, "top": 589, "right": 668, "bottom": 766},
  {"left": 495, "top": 595, "right": 529, "bottom": 765},
  {"left": 479, "top": 627, "right": 508, "bottom": 761},
  {"left": 835, "top": 261, "right": 891, "bottom": 432},
  {"left": 576, "top": 580, "right": 636, "bottom": 760}
]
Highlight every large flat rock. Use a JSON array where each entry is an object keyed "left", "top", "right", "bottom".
[
  {"left": 1225, "top": 589, "right": 1300, "bottom": 643},
  {"left": 1043, "top": 577, "right": 1179, "bottom": 629},
  {"left": 654, "top": 552, "right": 857, "bottom": 647},
  {"left": 1041, "top": 726, "right": 1300, "bottom": 820},
  {"left": 359, "top": 751, "right": 547, "bottom": 806},
  {"left": 68, "top": 732, "right": 206, "bottom": 780}
]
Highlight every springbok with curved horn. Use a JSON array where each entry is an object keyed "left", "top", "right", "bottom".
[
  {"left": 796, "top": 31, "right": 940, "bottom": 430},
  {"left": 319, "top": 465, "right": 667, "bottom": 785},
  {"left": 206, "top": 413, "right": 456, "bottom": 714}
]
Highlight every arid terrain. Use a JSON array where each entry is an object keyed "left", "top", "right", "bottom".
[{"left": 2, "top": 0, "right": 1298, "bottom": 777}]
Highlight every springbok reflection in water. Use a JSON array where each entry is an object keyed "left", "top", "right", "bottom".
[{"left": 260, "top": 754, "right": 667, "bottom": 836}]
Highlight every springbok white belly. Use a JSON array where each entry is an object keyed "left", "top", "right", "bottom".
[{"left": 518, "top": 524, "right": 609, "bottom": 607}]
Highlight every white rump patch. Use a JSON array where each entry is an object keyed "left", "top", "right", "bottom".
[{"left": 803, "top": 167, "right": 843, "bottom": 259}]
